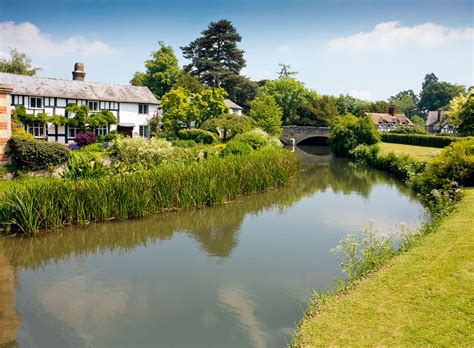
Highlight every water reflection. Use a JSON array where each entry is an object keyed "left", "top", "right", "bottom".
[
  {"left": 0, "top": 155, "right": 416, "bottom": 271},
  {"left": 0, "top": 146, "right": 424, "bottom": 347}
]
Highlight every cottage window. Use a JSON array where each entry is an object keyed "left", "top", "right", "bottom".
[
  {"left": 139, "top": 125, "right": 150, "bottom": 138},
  {"left": 88, "top": 101, "right": 99, "bottom": 111},
  {"left": 30, "top": 97, "right": 43, "bottom": 109},
  {"left": 138, "top": 104, "right": 149, "bottom": 114},
  {"left": 94, "top": 125, "right": 108, "bottom": 136},
  {"left": 27, "top": 123, "right": 46, "bottom": 138},
  {"left": 68, "top": 126, "right": 80, "bottom": 139}
]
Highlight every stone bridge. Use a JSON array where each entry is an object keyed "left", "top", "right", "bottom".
[{"left": 280, "top": 126, "right": 330, "bottom": 145}]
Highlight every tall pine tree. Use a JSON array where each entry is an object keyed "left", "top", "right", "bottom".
[{"left": 181, "top": 19, "right": 246, "bottom": 88}]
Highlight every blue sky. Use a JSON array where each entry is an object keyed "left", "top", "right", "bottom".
[{"left": 1, "top": 0, "right": 472, "bottom": 100}]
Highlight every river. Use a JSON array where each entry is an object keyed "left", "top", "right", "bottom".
[{"left": 0, "top": 147, "right": 425, "bottom": 347}]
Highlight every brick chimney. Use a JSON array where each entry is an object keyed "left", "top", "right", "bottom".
[
  {"left": 437, "top": 109, "right": 442, "bottom": 122},
  {"left": 388, "top": 105, "right": 396, "bottom": 116},
  {"left": 72, "top": 62, "right": 86, "bottom": 81}
]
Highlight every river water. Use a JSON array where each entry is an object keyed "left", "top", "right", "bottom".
[{"left": 0, "top": 147, "right": 425, "bottom": 347}]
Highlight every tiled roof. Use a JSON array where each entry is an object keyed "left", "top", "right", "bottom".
[
  {"left": 426, "top": 110, "right": 449, "bottom": 126},
  {"left": 367, "top": 113, "right": 414, "bottom": 126},
  {"left": 224, "top": 99, "right": 243, "bottom": 110},
  {"left": 0, "top": 72, "right": 159, "bottom": 104}
]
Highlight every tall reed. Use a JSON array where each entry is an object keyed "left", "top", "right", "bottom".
[{"left": 0, "top": 148, "right": 298, "bottom": 235}]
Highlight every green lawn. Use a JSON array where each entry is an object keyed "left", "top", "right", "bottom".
[
  {"left": 293, "top": 188, "right": 474, "bottom": 346},
  {"left": 379, "top": 142, "right": 441, "bottom": 162}
]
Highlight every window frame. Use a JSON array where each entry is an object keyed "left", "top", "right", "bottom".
[
  {"left": 139, "top": 125, "right": 150, "bottom": 138},
  {"left": 94, "top": 124, "right": 108, "bottom": 136},
  {"left": 30, "top": 97, "right": 43, "bottom": 109},
  {"left": 27, "top": 123, "right": 46, "bottom": 138},
  {"left": 88, "top": 101, "right": 99, "bottom": 112},
  {"left": 68, "top": 126, "right": 80, "bottom": 139},
  {"left": 138, "top": 104, "right": 149, "bottom": 114}
]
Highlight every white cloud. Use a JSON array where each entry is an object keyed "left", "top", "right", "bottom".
[
  {"left": 349, "top": 89, "right": 374, "bottom": 101},
  {"left": 0, "top": 21, "right": 115, "bottom": 58},
  {"left": 328, "top": 21, "right": 474, "bottom": 51}
]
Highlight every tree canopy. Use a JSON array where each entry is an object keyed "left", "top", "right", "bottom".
[
  {"left": 130, "top": 42, "right": 182, "bottom": 98},
  {"left": 259, "top": 77, "right": 307, "bottom": 125},
  {"left": 447, "top": 89, "right": 474, "bottom": 136},
  {"left": 249, "top": 95, "right": 283, "bottom": 135},
  {"left": 389, "top": 90, "right": 419, "bottom": 118},
  {"left": 418, "top": 81, "right": 465, "bottom": 116},
  {"left": 181, "top": 19, "right": 245, "bottom": 88},
  {"left": 161, "top": 87, "right": 229, "bottom": 130},
  {"left": 0, "top": 48, "right": 41, "bottom": 76}
]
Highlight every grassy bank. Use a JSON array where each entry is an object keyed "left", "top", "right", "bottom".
[
  {"left": 0, "top": 148, "right": 298, "bottom": 235},
  {"left": 379, "top": 142, "right": 440, "bottom": 162},
  {"left": 292, "top": 188, "right": 474, "bottom": 346}
]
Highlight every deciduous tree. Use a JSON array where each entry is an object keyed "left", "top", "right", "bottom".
[
  {"left": 0, "top": 48, "right": 41, "bottom": 76},
  {"left": 250, "top": 95, "right": 283, "bottom": 135},
  {"left": 131, "top": 42, "right": 182, "bottom": 98}
]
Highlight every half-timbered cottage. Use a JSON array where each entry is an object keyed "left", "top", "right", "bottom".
[
  {"left": 0, "top": 63, "right": 159, "bottom": 144},
  {"left": 366, "top": 105, "right": 414, "bottom": 132}
]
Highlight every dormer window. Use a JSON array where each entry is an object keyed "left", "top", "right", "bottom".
[
  {"left": 30, "top": 97, "right": 43, "bottom": 109},
  {"left": 138, "top": 104, "right": 149, "bottom": 114}
]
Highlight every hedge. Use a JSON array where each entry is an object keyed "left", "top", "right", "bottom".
[
  {"left": 178, "top": 129, "right": 218, "bottom": 144},
  {"left": 381, "top": 133, "right": 459, "bottom": 148},
  {"left": 8, "top": 136, "right": 70, "bottom": 169}
]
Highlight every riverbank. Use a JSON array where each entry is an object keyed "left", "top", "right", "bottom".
[
  {"left": 292, "top": 191, "right": 474, "bottom": 346},
  {"left": 0, "top": 148, "right": 298, "bottom": 235}
]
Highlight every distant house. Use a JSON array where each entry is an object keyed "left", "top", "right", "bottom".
[
  {"left": 0, "top": 63, "right": 159, "bottom": 143},
  {"left": 224, "top": 99, "right": 243, "bottom": 115},
  {"left": 426, "top": 109, "right": 456, "bottom": 134},
  {"left": 366, "top": 105, "right": 414, "bottom": 132}
]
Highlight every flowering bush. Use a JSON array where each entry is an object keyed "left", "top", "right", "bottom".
[
  {"left": 109, "top": 137, "right": 176, "bottom": 166},
  {"left": 75, "top": 131, "right": 97, "bottom": 147},
  {"left": 68, "top": 143, "right": 80, "bottom": 151},
  {"left": 233, "top": 128, "right": 282, "bottom": 149}
]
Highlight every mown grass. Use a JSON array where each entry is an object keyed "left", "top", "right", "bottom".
[
  {"left": 379, "top": 142, "right": 441, "bottom": 162},
  {"left": 292, "top": 188, "right": 474, "bottom": 346},
  {"left": 0, "top": 148, "right": 298, "bottom": 234}
]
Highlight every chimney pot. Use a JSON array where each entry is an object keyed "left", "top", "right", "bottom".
[
  {"left": 437, "top": 109, "right": 442, "bottom": 122},
  {"left": 388, "top": 105, "right": 396, "bottom": 116},
  {"left": 72, "top": 62, "right": 86, "bottom": 81}
]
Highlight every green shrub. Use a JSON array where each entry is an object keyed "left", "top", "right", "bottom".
[
  {"left": 389, "top": 126, "right": 426, "bottom": 134},
  {"left": 414, "top": 138, "right": 474, "bottom": 189},
  {"left": 0, "top": 148, "right": 298, "bottom": 234},
  {"left": 109, "top": 137, "right": 175, "bottom": 167},
  {"left": 97, "top": 130, "right": 118, "bottom": 143},
  {"left": 0, "top": 166, "right": 8, "bottom": 177},
  {"left": 328, "top": 115, "right": 380, "bottom": 156},
  {"left": 233, "top": 128, "right": 282, "bottom": 150},
  {"left": 62, "top": 153, "right": 111, "bottom": 180},
  {"left": 234, "top": 131, "right": 267, "bottom": 150},
  {"left": 171, "top": 139, "right": 197, "bottom": 148},
  {"left": 8, "top": 136, "right": 70, "bottom": 169},
  {"left": 381, "top": 133, "right": 459, "bottom": 148},
  {"left": 220, "top": 141, "right": 253, "bottom": 157},
  {"left": 80, "top": 143, "right": 106, "bottom": 152},
  {"left": 352, "top": 144, "right": 425, "bottom": 181},
  {"left": 201, "top": 114, "right": 255, "bottom": 141},
  {"left": 178, "top": 129, "right": 218, "bottom": 144}
]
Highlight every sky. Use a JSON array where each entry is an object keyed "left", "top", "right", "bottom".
[{"left": 0, "top": 0, "right": 473, "bottom": 101}]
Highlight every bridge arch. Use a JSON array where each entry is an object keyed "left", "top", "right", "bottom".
[
  {"left": 297, "top": 136, "right": 328, "bottom": 146},
  {"left": 280, "top": 126, "right": 330, "bottom": 145}
]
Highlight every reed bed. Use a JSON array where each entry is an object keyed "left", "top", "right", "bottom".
[{"left": 0, "top": 148, "right": 298, "bottom": 235}]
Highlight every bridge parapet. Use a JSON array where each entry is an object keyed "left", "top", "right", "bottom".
[{"left": 280, "top": 126, "right": 330, "bottom": 145}]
